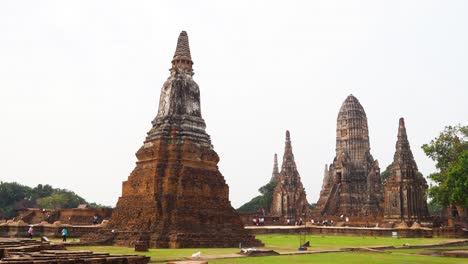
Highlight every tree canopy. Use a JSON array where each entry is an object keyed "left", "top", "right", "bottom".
[
  {"left": 237, "top": 180, "right": 278, "bottom": 213},
  {"left": 380, "top": 164, "right": 392, "bottom": 185},
  {"left": 422, "top": 125, "right": 468, "bottom": 208},
  {"left": 0, "top": 182, "right": 102, "bottom": 219}
]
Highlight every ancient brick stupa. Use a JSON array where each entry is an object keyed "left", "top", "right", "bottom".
[
  {"left": 270, "top": 153, "right": 280, "bottom": 182},
  {"left": 271, "top": 131, "right": 310, "bottom": 220},
  {"left": 108, "top": 31, "right": 262, "bottom": 248},
  {"left": 314, "top": 95, "right": 383, "bottom": 217},
  {"left": 383, "top": 118, "right": 429, "bottom": 221}
]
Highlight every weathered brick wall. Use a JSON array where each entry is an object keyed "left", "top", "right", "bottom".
[
  {"left": 0, "top": 223, "right": 102, "bottom": 238},
  {"left": 17, "top": 208, "right": 113, "bottom": 225}
]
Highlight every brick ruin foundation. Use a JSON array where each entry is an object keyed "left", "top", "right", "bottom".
[
  {"left": 103, "top": 31, "right": 262, "bottom": 248},
  {"left": 247, "top": 225, "right": 468, "bottom": 238},
  {"left": 16, "top": 208, "right": 112, "bottom": 226},
  {"left": 0, "top": 238, "right": 149, "bottom": 263}
]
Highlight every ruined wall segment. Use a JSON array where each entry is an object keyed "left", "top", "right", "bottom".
[
  {"left": 108, "top": 31, "right": 262, "bottom": 248},
  {"left": 314, "top": 95, "right": 383, "bottom": 217},
  {"left": 384, "top": 118, "right": 430, "bottom": 221},
  {"left": 271, "top": 131, "right": 310, "bottom": 219}
]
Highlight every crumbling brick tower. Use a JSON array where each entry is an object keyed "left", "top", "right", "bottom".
[
  {"left": 383, "top": 118, "right": 429, "bottom": 222},
  {"left": 108, "top": 31, "right": 262, "bottom": 248},
  {"left": 271, "top": 131, "right": 310, "bottom": 220},
  {"left": 314, "top": 95, "right": 383, "bottom": 217}
]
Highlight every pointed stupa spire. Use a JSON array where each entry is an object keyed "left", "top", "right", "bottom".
[
  {"left": 172, "top": 31, "right": 193, "bottom": 72},
  {"left": 396, "top": 118, "right": 411, "bottom": 154},
  {"left": 271, "top": 130, "right": 310, "bottom": 218},
  {"left": 270, "top": 153, "right": 280, "bottom": 182},
  {"left": 384, "top": 117, "right": 429, "bottom": 220},
  {"left": 393, "top": 117, "right": 416, "bottom": 171},
  {"left": 284, "top": 130, "right": 292, "bottom": 157},
  {"left": 398, "top": 117, "right": 408, "bottom": 139},
  {"left": 109, "top": 31, "right": 263, "bottom": 248},
  {"left": 273, "top": 153, "right": 279, "bottom": 173},
  {"left": 281, "top": 130, "right": 296, "bottom": 172}
]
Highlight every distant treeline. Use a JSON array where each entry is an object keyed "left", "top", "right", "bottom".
[{"left": 0, "top": 182, "right": 107, "bottom": 219}]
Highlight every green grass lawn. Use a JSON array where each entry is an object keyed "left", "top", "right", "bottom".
[
  {"left": 70, "top": 245, "right": 239, "bottom": 262},
  {"left": 32, "top": 236, "right": 80, "bottom": 243},
  {"left": 256, "top": 234, "right": 459, "bottom": 252},
  {"left": 69, "top": 234, "right": 463, "bottom": 263},
  {"left": 208, "top": 252, "right": 465, "bottom": 264},
  {"left": 385, "top": 245, "right": 468, "bottom": 254}
]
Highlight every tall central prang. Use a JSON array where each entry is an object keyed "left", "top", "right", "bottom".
[
  {"left": 314, "top": 95, "right": 383, "bottom": 217},
  {"left": 108, "top": 31, "right": 262, "bottom": 248}
]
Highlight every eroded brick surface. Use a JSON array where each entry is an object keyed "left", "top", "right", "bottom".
[{"left": 106, "top": 31, "right": 262, "bottom": 248}]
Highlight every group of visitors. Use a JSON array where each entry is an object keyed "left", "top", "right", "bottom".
[
  {"left": 92, "top": 215, "right": 99, "bottom": 225},
  {"left": 285, "top": 218, "right": 304, "bottom": 226},
  {"left": 252, "top": 217, "right": 265, "bottom": 226},
  {"left": 27, "top": 226, "right": 33, "bottom": 239},
  {"left": 308, "top": 214, "right": 351, "bottom": 227},
  {"left": 23, "top": 213, "right": 100, "bottom": 242},
  {"left": 249, "top": 214, "right": 352, "bottom": 227},
  {"left": 340, "top": 214, "right": 350, "bottom": 222},
  {"left": 310, "top": 218, "right": 334, "bottom": 226},
  {"left": 26, "top": 226, "right": 68, "bottom": 242}
]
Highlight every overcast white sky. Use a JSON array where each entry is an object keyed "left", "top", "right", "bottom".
[{"left": 0, "top": 1, "right": 467, "bottom": 208}]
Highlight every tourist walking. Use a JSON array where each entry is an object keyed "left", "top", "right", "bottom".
[
  {"left": 27, "top": 226, "right": 33, "bottom": 239},
  {"left": 61, "top": 227, "right": 68, "bottom": 242}
]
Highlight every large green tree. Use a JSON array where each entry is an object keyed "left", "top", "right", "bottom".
[
  {"left": 36, "top": 191, "right": 87, "bottom": 209},
  {"left": 0, "top": 182, "right": 93, "bottom": 219},
  {"left": 380, "top": 164, "right": 392, "bottom": 184},
  {"left": 31, "top": 184, "right": 54, "bottom": 200},
  {"left": 422, "top": 125, "right": 468, "bottom": 209},
  {"left": 0, "top": 182, "right": 32, "bottom": 218},
  {"left": 237, "top": 180, "right": 278, "bottom": 213}
]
